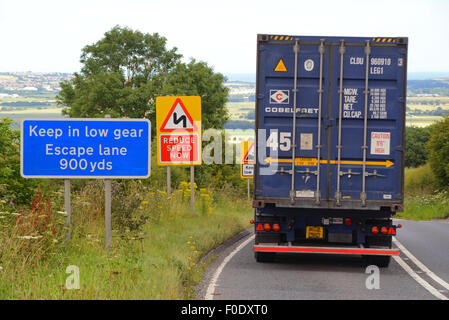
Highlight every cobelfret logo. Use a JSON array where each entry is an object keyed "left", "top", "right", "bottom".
[{"left": 269, "top": 90, "right": 289, "bottom": 104}]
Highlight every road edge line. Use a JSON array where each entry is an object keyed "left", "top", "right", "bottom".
[
  {"left": 392, "top": 255, "right": 447, "bottom": 300},
  {"left": 393, "top": 238, "right": 449, "bottom": 291},
  {"left": 204, "top": 234, "right": 255, "bottom": 300}
]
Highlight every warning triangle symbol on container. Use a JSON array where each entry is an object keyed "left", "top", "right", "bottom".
[
  {"left": 160, "top": 98, "right": 198, "bottom": 132},
  {"left": 274, "top": 59, "right": 287, "bottom": 72},
  {"left": 256, "top": 223, "right": 264, "bottom": 231}
]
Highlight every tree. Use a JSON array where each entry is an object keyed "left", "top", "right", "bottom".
[
  {"left": 427, "top": 116, "right": 449, "bottom": 189},
  {"left": 0, "top": 118, "right": 37, "bottom": 206},
  {"left": 405, "top": 126, "right": 433, "bottom": 168},
  {"left": 57, "top": 26, "right": 229, "bottom": 132},
  {"left": 57, "top": 26, "right": 181, "bottom": 120},
  {"left": 161, "top": 59, "right": 229, "bottom": 130}
]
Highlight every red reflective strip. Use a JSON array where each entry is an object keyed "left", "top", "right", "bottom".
[
  {"left": 388, "top": 227, "right": 396, "bottom": 235},
  {"left": 253, "top": 246, "right": 400, "bottom": 256}
]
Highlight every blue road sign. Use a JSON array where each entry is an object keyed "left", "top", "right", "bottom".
[{"left": 21, "top": 119, "right": 151, "bottom": 178}]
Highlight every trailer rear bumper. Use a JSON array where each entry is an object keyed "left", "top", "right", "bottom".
[{"left": 253, "top": 245, "right": 400, "bottom": 256}]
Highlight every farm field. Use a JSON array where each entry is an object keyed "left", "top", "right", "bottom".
[
  {"left": 226, "top": 102, "right": 254, "bottom": 121},
  {"left": 0, "top": 93, "right": 447, "bottom": 130},
  {"left": 0, "top": 107, "right": 63, "bottom": 128}
]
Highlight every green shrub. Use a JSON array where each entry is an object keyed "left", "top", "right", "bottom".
[
  {"left": 405, "top": 126, "right": 433, "bottom": 168},
  {"left": 0, "top": 118, "right": 37, "bottom": 206},
  {"left": 404, "top": 163, "right": 438, "bottom": 195},
  {"left": 427, "top": 116, "right": 449, "bottom": 189}
]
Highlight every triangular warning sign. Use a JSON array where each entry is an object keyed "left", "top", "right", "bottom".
[
  {"left": 387, "top": 227, "right": 396, "bottom": 235},
  {"left": 243, "top": 142, "right": 255, "bottom": 164},
  {"left": 274, "top": 59, "right": 287, "bottom": 72},
  {"left": 160, "top": 98, "right": 198, "bottom": 132},
  {"left": 256, "top": 223, "right": 264, "bottom": 231}
]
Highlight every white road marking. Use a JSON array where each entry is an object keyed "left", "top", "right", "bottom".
[
  {"left": 393, "top": 238, "right": 449, "bottom": 300},
  {"left": 393, "top": 238, "right": 449, "bottom": 291},
  {"left": 393, "top": 256, "right": 448, "bottom": 300},
  {"left": 205, "top": 234, "right": 255, "bottom": 300}
]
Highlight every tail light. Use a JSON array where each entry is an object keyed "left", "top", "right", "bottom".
[
  {"left": 344, "top": 218, "right": 352, "bottom": 226},
  {"left": 250, "top": 220, "right": 254, "bottom": 224},
  {"left": 263, "top": 223, "right": 271, "bottom": 231},
  {"left": 371, "top": 226, "right": 379, "bottom": 234},
  {"left": 381, "top": 226, "right": 388, "bottom": 234},
  {"left": 272, "top": 223, "right": 280, "bottom": 231}
]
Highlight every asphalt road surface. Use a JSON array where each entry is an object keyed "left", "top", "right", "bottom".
[{"left": 198, "top": 219, "right": 449, "bottom": 300}]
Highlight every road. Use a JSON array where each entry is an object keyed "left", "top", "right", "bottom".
[{"left": 198, "top": 219, "right": 449, "bottom": 300}]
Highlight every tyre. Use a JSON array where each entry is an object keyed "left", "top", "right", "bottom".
[
  {"left": 364, "top": 235, "right": 392, "bottom": 268},
  {"left": 365, "top": 255, "right": 391, "bottom": 268},
  {"left": 255, "top": 252, "right": 276, "bottom": 263}
]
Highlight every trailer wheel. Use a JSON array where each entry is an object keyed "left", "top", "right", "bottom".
[
  {"left": 365, "top": 255, "right": 391, "bottom": 268},
  {"left": 255, "top": 252, "right": 276, "bottom": 263},
  {"left": 364, "top": 236, "right": 392, "bottom": 268}
]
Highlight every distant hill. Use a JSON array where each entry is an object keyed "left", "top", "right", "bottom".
[
  {"left": 225, "top": 74, "right": 255, "bottom": 83},
  {"left": 225, "top": 72, "right": 449, "bottom": 83}
]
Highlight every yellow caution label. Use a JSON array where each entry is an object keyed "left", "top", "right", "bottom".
[{"left": 274, "top": 59, "right": 287, "bottom": 72}]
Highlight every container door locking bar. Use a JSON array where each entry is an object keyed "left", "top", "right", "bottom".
[
  {"left": 289, "top": 40, "right": 300, "bottom": 204},
  {"left": 361, "top": 41, "right": 371, "bottom": 207},
  {"left": 335, "top": 40, "right": 345, "bottom": 206},
  {"left": 315, "top": 40, "right": 325, "bottom": 205}
]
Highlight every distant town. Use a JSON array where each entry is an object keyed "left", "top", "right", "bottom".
[{"left": 0, "top": 72, "right": 73, "bottom": 98}]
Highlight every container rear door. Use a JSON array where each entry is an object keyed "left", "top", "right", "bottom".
[{"left": 255, "top": 35, "right": 406, "bottom": 210}]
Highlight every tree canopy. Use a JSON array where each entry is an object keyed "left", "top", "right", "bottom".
[
  {"left": 405, "top": 126, "right": 433, "bottom": 168},
  {"left": 57, "top": 26, "right": 229, "bottom": 131},
  {"left": 0, "top": 118, "right": 37, "bottom": 205},
  {"left": 427, "top": 116, "right": 449, "bottom": 189}
]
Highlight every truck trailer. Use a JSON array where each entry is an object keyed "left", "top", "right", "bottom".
[{"left": 253, "top": 34, "right": 407, "bottom": 267}]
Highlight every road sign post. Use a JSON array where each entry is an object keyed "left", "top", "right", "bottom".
[
  {"left": 190, "top": 165, "right": 194, "bottom": 215},
  {"left": 167, "top": 166, "right": 171, "bottom": 195},
  {"left": 105, "top": 179, "right": 112, "bottom": 251},
  {"left": 64, "top": 179, "right": 71, "bottom": 243},
  {"left": 247, "top": 178, "right": 250, "bottom": 203},
  {"left": 21, "top": 118, "right": 151, "bottom": 249}
]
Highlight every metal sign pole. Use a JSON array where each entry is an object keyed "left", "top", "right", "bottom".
[
  {"left": 247, "top": 178, "right": 250, "bottom": 203},
  {"left": 105, "top": 179, "right": 111, "bottom": 251},
  {"left": 190, "top": 165, "right": 194, "bottom": 215},
  {"left": 167, "top": 166, "right": 171, "bottom": 195},
  {"left": 64, "top": 179, "right": 71, "bottom": 243},
  {"left": 104, "top": 114, "right": 111, "bottom": 251}
]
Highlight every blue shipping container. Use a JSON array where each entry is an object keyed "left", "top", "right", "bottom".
[{"left": 254, "top": 35, "right": 407, "bottom": 212}]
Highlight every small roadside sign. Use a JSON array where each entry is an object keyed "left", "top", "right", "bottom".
[
  {"left": 240, "top": 141, "right": 254, "bottom": 179},
  {"left": 241, "top": 164, "right": 254, "bottom": 178},
  {"left": 157, "top": 96, "right": 201, "bottom": 166}
]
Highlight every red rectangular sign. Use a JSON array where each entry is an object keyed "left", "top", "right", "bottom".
[{"left": 159, "top": 134, "right": 200, "bottom": 163}]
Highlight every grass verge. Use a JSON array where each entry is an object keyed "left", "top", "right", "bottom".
[
  {"left": 397, "top": 164, "right": 449, "bottom": 220},
  {"left": 0, "top": 183, "right": 252, "bottom": 299}
]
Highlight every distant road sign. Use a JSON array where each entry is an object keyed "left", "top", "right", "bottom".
[
  {"left": 241, "top": 164, "right": 254, "bottom": 178},
  {"left": 156, "top": 96, "right": 201, "bottom": 165},
  {"left": 240, "top": 141, "right": 254, "bottom": 178},
  {"left": 21, "top": 119, "right": 151, "bottom": 178}
]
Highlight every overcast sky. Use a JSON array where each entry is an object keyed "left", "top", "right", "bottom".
[{"left": 0, "top": 0, "right": 448, "bottom": 74}]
